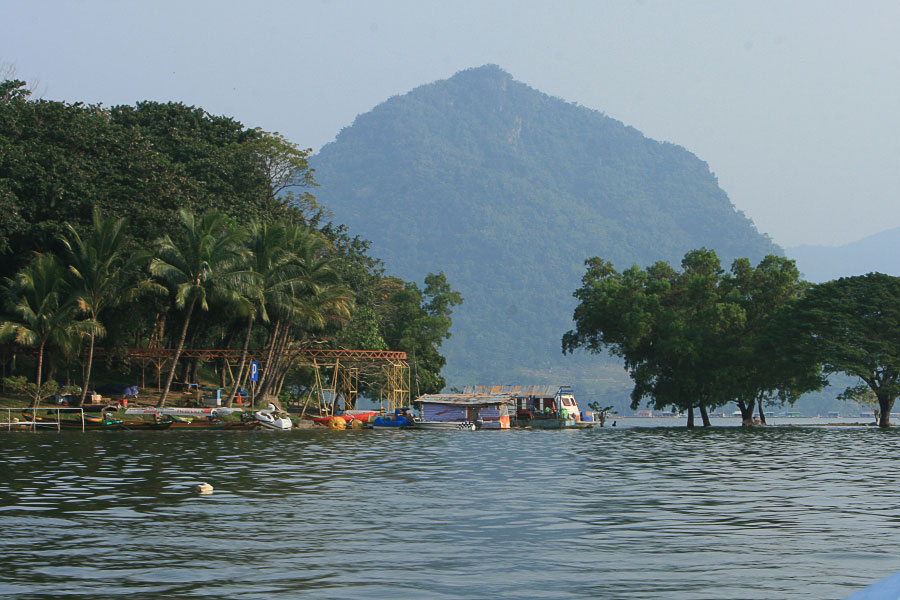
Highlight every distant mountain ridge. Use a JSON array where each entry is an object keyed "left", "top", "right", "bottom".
[
  {"left": 787, "top": 227, "right": 900, "bottom": 283},
  {"left": 310, "top": 65, "right": 780, "bottom": 400}
]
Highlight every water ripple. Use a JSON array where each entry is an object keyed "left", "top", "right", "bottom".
[{"left": 2, "top": 426, "right": 900, "bottom": 598}]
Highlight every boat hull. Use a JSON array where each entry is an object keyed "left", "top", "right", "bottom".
[{"left": 416, "top": 421, "right": 476, "bottom": 431}]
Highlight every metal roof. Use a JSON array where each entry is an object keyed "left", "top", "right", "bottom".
[
  {"left": 461, "top": 385, "right": 571, "bottom": 397},
  {"left": 416, "top": 393, "right": 515, "bottom": 406}
]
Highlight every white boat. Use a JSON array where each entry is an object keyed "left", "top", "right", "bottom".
[
  {"left": 255, "top": 404, "right": 292, "bottom": 430},
  {"left": 416, "top": 421, "right": 476, "bottom": 431}
]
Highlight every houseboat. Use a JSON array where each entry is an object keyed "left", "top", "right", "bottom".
[
  {"left": 416, "top": 392, "right": 513, "bottom": 429},
  {"left": 462, "top": 385, "right": 592, "bottom": 429}
]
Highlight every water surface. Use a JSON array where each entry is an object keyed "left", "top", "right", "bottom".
[{"left": 2, "top": 424, "right": 898, "bottom": 599}]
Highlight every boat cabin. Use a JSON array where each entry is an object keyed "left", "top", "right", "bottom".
[
  {"left": 463, "top": 385, "right": 584, "bottom": 427},
  {"left": 415, "top": 392, "right": 514, "bottom": 429}
]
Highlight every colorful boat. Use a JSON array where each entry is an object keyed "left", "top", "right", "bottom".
[
  {"left": 372, "top": 408, "right": 415, "bottom": 430},
  {"left": 416, "top": 421, "right": 476, "bottom": 431},
  {"left": 23, "top": 412, "right": 125, "bottom": 430}
]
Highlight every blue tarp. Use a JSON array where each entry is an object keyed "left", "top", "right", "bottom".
[
  {"left": 95, "top": 384, "right": 139, "bottom": 396},
  {"left": 847, "top": 571, "right": 900, "bottom": 599}
]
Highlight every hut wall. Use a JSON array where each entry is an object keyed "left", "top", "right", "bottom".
[{"left": 422, "top": 404, "right": 467, "bottom": 422}]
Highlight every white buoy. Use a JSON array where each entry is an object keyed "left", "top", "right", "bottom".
[{"left": 197, "top": 482, "right": 214, "bottom": 495}]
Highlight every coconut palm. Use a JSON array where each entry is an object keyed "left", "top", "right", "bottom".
[
  {"left": 255, "top": 226, "right": 353, "bottom": 403},
  {"left": 0, "top": 252, "right": 78, "bottom": 406},
  {"left": 60, "top": 207, "right": 140, "bottom": 405},
  {"left": 223, "top": 221, "right": 301, "bottom": 407},
  {"left": 150, "top": 209, "right": 245, "bottom": 407}
]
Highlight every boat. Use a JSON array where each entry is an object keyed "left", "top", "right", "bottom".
[
  {"left": 120, "top": 419, "right": 173, "bottom": 431},
  {"left": 255, "top": 404, "right": 292, "bottom": 430},
  {"left": 23, "top": 411, "right": 125, "bottom": 430},
  {"left": 416, "top": 420, "right": 476, "bottom": 431},
  {"left": 305, "top": 410, "right": 377, "bottom": 428},
  {"left": 169, "top": 417, "right": 232, "bottom": 430},
  {"left": 372, "top": 407, "right": 415, "bottom": 429}
]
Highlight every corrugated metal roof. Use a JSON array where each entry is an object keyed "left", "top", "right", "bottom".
[
  {"left": 416, "top": 393, "right": 515, "bottom": 406},
  {"left": 461, "top": 385, "right": 570, "bottom": 397}
]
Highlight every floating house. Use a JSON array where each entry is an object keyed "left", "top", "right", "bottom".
[
  {"left": 462, "top": 385, "right": 589, "bottom": 428},
  {"left": 415, "top": 392, "right": 514, "bottom": 429}
]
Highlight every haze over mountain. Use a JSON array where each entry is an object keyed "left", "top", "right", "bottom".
[
  {"left": 310, "top": 65, "right": 781, "bottom": 401},
  {"left": 787, "top": 227, "right": 900, "bottom": 283}
]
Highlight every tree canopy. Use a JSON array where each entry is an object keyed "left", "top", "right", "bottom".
[
  {"left": 563, "top": 250, "right": 821, "bottom": 426},
  {"left": 791, "top": 273, "right": 900, "bottom": 427}
]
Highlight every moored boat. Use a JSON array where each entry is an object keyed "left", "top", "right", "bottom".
[
  {"left": 372, "top": 407, "right": 415, "bottom": 430},
  {"left": 120, "top": 419, "right": 173, "bottom": 431},
  {"left": 416, "top": 420, "right": 476, "bottom": 431},
  {"left": 255, "top": 404, "right": 292, "bottom": 430}
]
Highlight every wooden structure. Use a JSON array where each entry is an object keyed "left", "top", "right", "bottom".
[{"left": 0, "top": 346, "right": 409, "bottom": 415}]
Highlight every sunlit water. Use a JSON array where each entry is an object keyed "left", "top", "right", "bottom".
[{"left": 2, "top": 421, "right": 898, "bottom": 599}]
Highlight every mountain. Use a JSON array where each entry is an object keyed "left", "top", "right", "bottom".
[
  {"left": 310, "top": 65, "right": 781, "bottom": 401},
  {"left": 787, "top": 227, "right": 900, "bottom": 283}
]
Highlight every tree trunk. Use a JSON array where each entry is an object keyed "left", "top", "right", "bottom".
[
  {"left": 32, "top": 341, "right": 46, "bottom": 409},
  {"left": 225, "top": 316, "right": 254, "bottom": 408},
  {"left": 878, "top": 396, "right": 894, "bottom": 428},
  {"left": 737, "top": 400, "right": 754, "bottom": 426},
  {"left": 79, "top": 331, "right": 96, "bottom": 406},
  {"left": 686, "top": 405, "right": 695, "bottom": 428},
  {"left": 157, "top": 297, "right": 197, "bottom": 407},
  {"left": 189, "top": 357, "right": 199, "bottom": 386},
  {"left": 699, "top": 402, "right": 711, "bottom": 427},
  {"left": 218, "top": 357, "right": 226, "bottom": 390},
  {"left": 756, "top": 397, "right": 767, "bottom": 425}
]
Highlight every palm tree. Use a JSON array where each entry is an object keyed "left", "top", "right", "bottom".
[
  {"left": 0, "top": 252, "right": 77, "bottom": 406},
  {"left": 150, "top": 209, "right": 245, "bottom": 407},
  {"left": 255, "top": 226, "right": 353, "bottom": 404},
  {"left": 60, "top": 207, "right": 138, "bottom": 405},
  {"left": 223, "top": 221, "right": 302, "bottom": 407}
]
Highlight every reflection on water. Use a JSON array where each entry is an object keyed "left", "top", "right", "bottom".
[{"left": 2, "top": 426, "right": 899, "bottom": 599}]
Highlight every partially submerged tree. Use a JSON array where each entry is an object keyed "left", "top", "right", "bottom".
[
  {"left": 792, "top": 273, "right": 900, "bottom": 428},
  {"left": 563, "top": 250, "right": 821, "bottom": 427}
]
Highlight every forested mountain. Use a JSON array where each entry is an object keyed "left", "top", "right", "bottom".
[
  {"left": 787, "top": 227, "right": 900, "bottom": 283},
  {"left": 310, "top": 65, "right": 781, "bottom": 399}
]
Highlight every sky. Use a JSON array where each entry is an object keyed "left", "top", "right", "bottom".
[{"left": 2, "top": 0, "right": 899, "bottom": 248}]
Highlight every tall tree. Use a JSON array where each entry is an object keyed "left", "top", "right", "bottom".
[
  {"left": 60, "top": 207, "right": 140, "bottom": 405},
  {"left": 382, "top": 271, "right": 463, "bottom": 395},
  {"left": 150, "top": 209, "right": 244, "bottom": 407},
  {"left": 792, "top": 273, "right": 900, "bottom": 427},
  {"left": 723, "top": 256, "right": 823, "bottom": 425},
  {"left": 0, "top": 252, "right": 77, "bottom": 406},
  {"left": 563, "top": 250, "right": 797, "bottom": 427}
]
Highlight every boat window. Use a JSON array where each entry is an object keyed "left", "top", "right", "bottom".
[{"left": 561, "top": 397, "right": 576, "bottom": 406}]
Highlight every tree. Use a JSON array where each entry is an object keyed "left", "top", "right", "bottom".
[
  {"left": 720, "top": 256, "right": 823, "bottom": 425},
  {"left": 792, "top": 273, "right": 900, "bottom": 427},
  {"left": 563, "top": 250, "right": 812, "bottom": 427},
  {"left": 382, "top": 272, "right": 463, "bottom": 395},
  {"left": 60, "top": 207, "right": 141, "bottom": 405},
  {"left": 150, "top": 209, "right": 245, "bottom": 407},
  {"left": 252, "top": 224, "right": 354, "bottom": 406},
  {"left": 0, "top": 252, "right": 78, "bottom": 406}
]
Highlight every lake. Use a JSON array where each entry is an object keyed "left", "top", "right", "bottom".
[{"left": 1, "top": 422, "right": 898, "bottom": 599}]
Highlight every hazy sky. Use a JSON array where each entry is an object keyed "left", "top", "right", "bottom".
[{"left": 3, "top": 0, "right": 898, "bottom": 247}]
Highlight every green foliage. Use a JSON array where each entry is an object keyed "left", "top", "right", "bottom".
[
  {"left": 309, "top": 65, "right": 780, "bottom": 394},
  {"left": 564, "top": 250, "right": 821, "bottom": 424},
  {"left": 382, "top": 272, "right": 463, "bottom": 394},
  {"left": 791, "top": 273, "right": 900, "bottom": 426},
  {"left": 0, "top": 80, "right": 461, "bottom": 402},
  {"left": 3, "top": 375, "right": 79, "bottom": 409}
]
